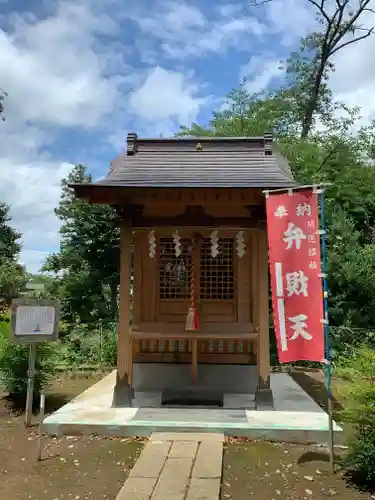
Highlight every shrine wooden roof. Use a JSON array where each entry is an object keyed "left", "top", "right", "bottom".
[{"left": 72, "top": 133, "right": 296, "bottom": 198}]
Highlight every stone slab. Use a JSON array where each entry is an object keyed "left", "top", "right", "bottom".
[
  {"left": 271, "top": 373, "right": 323, "bottom": 412},
  {"left": 152, "top": 457, "right": 193, "bottom": 497},
  {"left": 169, "top": 441, "right": 198, "bottom": 458},
  {"left": 186, "top": 478, "right": 221, "bottom": 500},
  {"left": 159, "top": 457, "right": 193, "bottom": 480},
  {"left": 152, "top": 479, "right": 189, "bottom": 497},
  {"left": 223, "top": 393, "right": 255, "bottom": 409},
  {"left": 136, "top": 408, "right": 247, "bottom": 423},
  {"left": 130, "top": 441, "right": 171, "bottom": 478},
  {"left": 192, "top": 442, "right": 223, "bottom": 479},
  {"left": 150, "top": 432, "right": 225, "bottom": 442},
  {"left": 152, "top": 495, "right": 186, "bottom": 500},
  {"left": 116, "top": 477, "right": 157, "bottom": 500}
]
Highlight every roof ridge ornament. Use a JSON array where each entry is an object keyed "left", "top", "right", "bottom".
[
  {"left": 196, "top": 142, "right": 202, "bottom": 152},
  {"left": 263, "top": 132, "right": 273, "bottom": 156},
  {"left": 127, "top": 132, "right": 137, "bottom": 155}
]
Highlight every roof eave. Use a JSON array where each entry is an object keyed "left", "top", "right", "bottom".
[{"left": 70, "top": 180, "right": 297, "bottom": 201}]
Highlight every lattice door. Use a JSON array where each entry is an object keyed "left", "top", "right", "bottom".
[
  {"left": 159, "top": 237, "right": 192, "bottom": 300},
  {"left": 200, "top": 237, "right": 234, "bottom": 300},
  {"left": 133, "top": 234, "right": 255, "bottom": 364}
]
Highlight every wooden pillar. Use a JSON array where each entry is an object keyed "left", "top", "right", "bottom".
[
  {"left": 255, "top": 227, "right": 273, "bottom": 408},
  {"left": 112, "top": 220, "right": 133, "bottom": 407}
]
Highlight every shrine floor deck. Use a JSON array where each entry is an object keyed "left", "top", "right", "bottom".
[{"left": 43, "top": 365, "right": 342, "bottom": 444}]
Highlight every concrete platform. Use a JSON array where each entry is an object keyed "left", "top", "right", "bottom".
[{"left": 43, "top": 364, "right": 343, "bottom": 444}]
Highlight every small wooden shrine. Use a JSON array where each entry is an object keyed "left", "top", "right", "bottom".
[{"left": 71, "top": 133, "right": 296, "bottom": 407}]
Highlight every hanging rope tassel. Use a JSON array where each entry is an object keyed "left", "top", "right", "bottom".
[{"left": 185, "top": 259, "right": 199, "bottom": 331}]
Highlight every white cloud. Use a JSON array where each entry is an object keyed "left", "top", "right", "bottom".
[
  {"left": 8, "top": 0, "right": 375, "bottom": 276},
  {"left": 0, "top": 0, "right": 210, "bottom": 273},
  {"left": 129, "top": 0, "right": 266, "bottom": 60},
  {"left": 0, "top": 151, "right": 73, "bottom": 273},
  {"left": 0, "top": 2, "right": 128, "bottom": 128},
  {"left": 218, "top": 4, "right": 244, "bottom": 17},
  {"left": 0, "top": 0, "right": 127, "bottom": 273},
  {"left": 19, "top": 250, "right": 52, "bottom": 275},
  {"left": 264, "top": 0, "right": 316, "bottom": 46},
  {"left": 241, "top": 55, "right": 283, "bottom": 94},
  {"left": 129, "top": 66, "right": 209, "bottom": 125},
  {"left": 328, "top": 10, "right": 375, "bottom": 126}
]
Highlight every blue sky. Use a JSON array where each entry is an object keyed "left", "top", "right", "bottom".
[{"left": 0, "top": 0, "right": 374, "bottom": 273}]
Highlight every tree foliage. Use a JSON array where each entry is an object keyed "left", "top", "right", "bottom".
[
  {"left": 249, "top": 0, "right": 375, "bottom": 137},
  {"left": 43, "top": 164, "right": 120, "bottom": 325},
  {"left": 46, "top": 1, "right": 375, "bottom": 336},
  {"left": 0, "top": 203, "right": 27, "bottom": 307},
  {"left": 178, "top": 70, "right": 375, "bottom": 332},
  {"left": 0, "top": 320, "right": 57, "bottom": 402},
  {"left": 336, "top": 346, "right": 375, "bottom": 485},
  {"left": 0, "top": 88, "right": 7, "bottom": 121}
]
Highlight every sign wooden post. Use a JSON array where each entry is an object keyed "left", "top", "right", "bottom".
[
  {"left": 10, "top": 299, "right": 60, "bottom": 427},
  {"left": 36, "top": 392, "right": 46, "bottom": 461},
  {"left": 25, "top": 344, "right": 37, "bottom": 426}
]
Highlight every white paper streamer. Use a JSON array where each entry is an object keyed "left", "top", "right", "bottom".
[
  {"left": 148, "top": 229, "right": 156, "bottom": 258},
  {"left": 236, "top": 231, "right": 246, "bottom": 258},
  {"left": 210, "top": 230, "right": 219, "bottom": 258},
  {"left": 172, "top": 230, "right": 182, "bottom": 257}
]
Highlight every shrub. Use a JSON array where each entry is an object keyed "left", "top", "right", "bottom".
[
  {"left": 0, "top": 321, "right": 57, "bottom": 403},
  {"left": 57, "top": 322, "right": 117, "bottom": 368},
  {"left": 0, "top": 308, "right": 10, "bottom": 323},
  {"left": 336, "top": 345, "right": 375, "bottom": 487},
  {"left": 100, "top": 327, "right": 117, "bottom": 367}
]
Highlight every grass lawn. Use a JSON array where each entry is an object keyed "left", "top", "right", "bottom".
[{"left": 0, "top": 373, "right": 144, "bottom": 500}]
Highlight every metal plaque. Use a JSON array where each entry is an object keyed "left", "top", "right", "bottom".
[{"left": 10, "top": 298, "right": 60, "bottom": 343}]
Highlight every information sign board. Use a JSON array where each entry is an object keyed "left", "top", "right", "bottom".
[{"left": 11, "top": 299, "right": 60, "bottom": 343}]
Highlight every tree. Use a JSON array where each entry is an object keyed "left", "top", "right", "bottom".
[
  {"left": 43, "top": 165, "right": 120, "bottom": 324},
  {"left": 0, "top": 88, "right": 7, "bottom": 121},
  {"left": 178, "top": 85, "right": 301, "bottom": 139},
  {"left": 249, "top": 0, "right": 375, "bottom": 137},
  {"left": 178, "top": 77, "right": 375, "bottom": 331},
  {"left": 0, "top": 203, "right": 27, "bottom": 307}
]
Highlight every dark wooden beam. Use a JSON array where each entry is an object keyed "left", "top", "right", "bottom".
[
  {"left": 130, "top": 216, "right": 263, "bottom": 228},
  {"left": 114, "top": 203, "right": 266, "bottom": 228},
  {"left": 132, "top": 212, "right": 263, "bottom": 229},
  {"left": 113, "top": 204, "right": 143, "bottom": 227},
  {"left": 245, "top": 205, "right": 266, "bottom": 218}
]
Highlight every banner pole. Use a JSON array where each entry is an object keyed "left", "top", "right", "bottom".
[{"left": 318, "top": 188, "right": 334, "bottom": 470}]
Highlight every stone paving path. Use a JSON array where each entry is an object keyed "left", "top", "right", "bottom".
[{"left": 117, "top": 432, "right": 224, "bottom": 500}]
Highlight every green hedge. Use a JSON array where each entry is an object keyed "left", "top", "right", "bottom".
[{"left": 0, "top": 321, "right": 57, "bottom": 402}]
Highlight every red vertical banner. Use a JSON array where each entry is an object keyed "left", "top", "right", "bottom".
[{"left": 265, "top": 189, "right": 325, "bottom": 363}]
